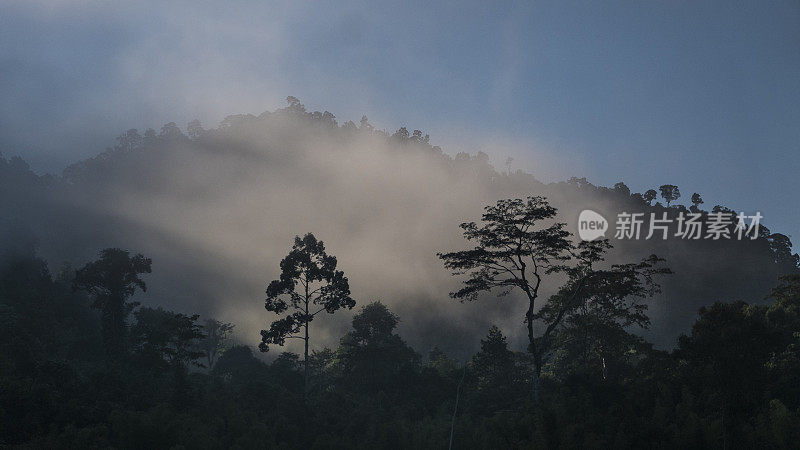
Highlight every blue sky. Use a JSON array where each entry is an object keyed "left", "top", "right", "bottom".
[{"left": 2, "top": 0, "right": 799, "bottom": 242}]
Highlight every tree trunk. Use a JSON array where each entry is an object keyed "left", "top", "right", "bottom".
[
  {"left": 304, "top": 321, "right": 309, "bottom": 398},
  {"left": 532, "top": 354, "right": 542, "bottom": 403},
  {"left": 601, "top": 356, "right": 607, "bottom": 381},
  {"left": 304, "top": 280, "right": 309, "bottom": 400},
  {"left": 105, "top": 292, "right": 126, "bottom": 369},
  {"left": 526, "top": 302, "right": 542, "bottom": 404}
]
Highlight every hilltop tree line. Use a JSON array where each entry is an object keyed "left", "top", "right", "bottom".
[
  {"left": 52, "top": 96, "right": 797, "bottom": 271},
  {"left": 8, "top": 96, "right": 793, "bottom": 274}
]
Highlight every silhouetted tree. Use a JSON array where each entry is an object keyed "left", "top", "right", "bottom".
[
  {"left": 114, "top": 129, "right": 142, "bottom": 152},
  {"left": 131, "top": 306, "right": 205, "bottom": 407},
  {"left": 284, "top": 96, "right": 306, "bottom": 115},
  {"left": 359, "top": 115, "right": 373, "bottom": 131},
  {"left": 659, "top": 184, "right": 681, "bottom": 207},
  {"left": 259, "top": 233, "right": 354, "bottom": 397},
  {"left": 631, "top": 192, "right": 646, "bottom": 204},
  {"left": 393, "top": 127, "right": 410, "bottom": 141},
  {"left": 470, "top": 326, "right": 517, "bottom": 412},
  {"left": 73, "top": 248, "right": 151, "bottom": 362},
  {"left": 439, "top": 198, "right": 670, "bottom": 401},
  {"left": 613, "top": 182, "right": 630, "bottom": 197},
  {"left": 438, "top": 196, "right": 572, "bottom": 400},
  {"left": 767, "top": 233, "right": 800, "bottom": 269},
  {"left": 410, "top": 129, "right": 430, "bottom": 145},
  {"left": 211, "top": 344, "right": 266, "bottom": 381},
  {"left": 428, "top": 347, "right": 459, "bottom": 376},
  {"left": 341, "top": 120, "right": 357, "bottom": 131},
  {"left": 186, "top": 120, "right": 204, "bottom": 140},
  {"left": 336, "top": 301, "right": 419, "bottom": 393},
  {"left": 568, "top": 176, "right": 591, "bottom": 190},
  {"left": 159, "top": 122, "right": 184, "bottom": 140},
  {"left": 504, "top": 157, "right": 514, "bottom": 175},
  {"left": 198, "top": 318, "right": 234, "bottom": 368},
  {"left": 131, "top": 307, "right": 205, "bottom": 369},
  {"left": 691, "top": 192, "right": 704, "bottom": 211},
  {"left": 143, "top": 127, "right": 157, "bottom": 144},
  {"left": 643, "top": 189, "right": 658, "bottom": 205},
  {"left": 320, "top": 111, "right": 337, "bottom": 127}
]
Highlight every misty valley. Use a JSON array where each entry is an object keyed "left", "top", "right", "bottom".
[{"left": 1, "top": 99, "right": 798, "bottom": 449}]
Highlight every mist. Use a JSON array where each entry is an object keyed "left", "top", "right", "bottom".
[
  {"left": 4, "top": 2, "right": 800, "bottom": 445},
  {"left": 0, "top": 102, "right": 784, "bottom": 361}
]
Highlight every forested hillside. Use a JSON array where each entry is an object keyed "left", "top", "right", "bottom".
[
  {"left": 1, "top": 98, "right": 798, "bottom": 448},
  {"left": 2, "top": 98, "right": 796, "bottom": 352}
]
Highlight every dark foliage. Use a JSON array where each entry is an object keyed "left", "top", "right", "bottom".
[
  {"left": 0, "top": 100, "right": 798, "bottom": 447},
  {"left": 0, "top": 243, "right": 797, "bottom": 448}
]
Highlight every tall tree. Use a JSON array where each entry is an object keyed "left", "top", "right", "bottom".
[
  {"left": 439, "top": 197, "right": 669, "bottom": 400},
  {"left": 438, "top": 196, "right": 572, "bottom": 400},
  {"left": 259, "top": 233, "right": 354, "bottom": 397},
  {"left": 659, "top": 184, "right": 681, "bottom": 207},
  {"left": 198, "top": 318, "right": 234, "bottom": 369},
  {"left": 73, "top": 248, "right": 151, "bottom": 362}
]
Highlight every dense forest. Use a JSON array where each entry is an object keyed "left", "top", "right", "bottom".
[{"left": 1, "top": 98, "right": 799, "bottom": 448}]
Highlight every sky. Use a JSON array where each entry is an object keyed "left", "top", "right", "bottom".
[{"left": 1, "top": 0, "right": 799, "bottom": 242}]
